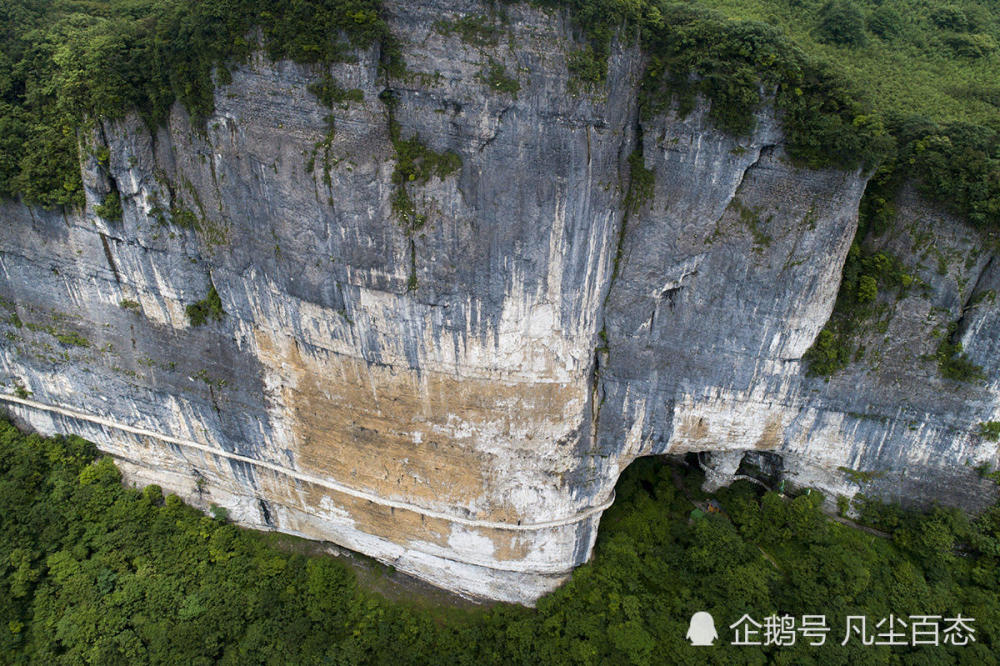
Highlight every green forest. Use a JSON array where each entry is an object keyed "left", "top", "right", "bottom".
[
  {"left": 3, "top": 2, "right": 1000, "bottom": 660},
  {"left": 0, "top": 0, "right": 392, "bottom": 208},
  {"left": 1, "top": 0, "right": 997, "bottom": 220},
  {"left": 2, "top": 418, "right": 999, "bottom": 664}
]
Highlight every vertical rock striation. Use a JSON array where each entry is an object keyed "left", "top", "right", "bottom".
[{"left": 0, "top": 0, "right": 997, "bottom": 603}]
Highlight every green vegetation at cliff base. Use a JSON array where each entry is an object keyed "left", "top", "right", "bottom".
[{"left": 2, "top": 420, "right": 999, "bottom": 663}]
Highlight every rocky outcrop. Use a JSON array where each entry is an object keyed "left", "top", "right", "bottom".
[
  {"left": 597, "top": 133, "right": 999, "bottom": 513},
  {"left": 1, "top": 0, "right": 997, "bottom": 603}
]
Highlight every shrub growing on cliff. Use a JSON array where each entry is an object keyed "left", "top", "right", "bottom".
[
  {"left": 94, "top": 190, "right": 122, "bottom": 222},
  {"left": 307, "top": 74, "right": 364, "bottom": 108},
  {"left": 978, "top": 421, "right": 1000, "bottom": 441},
  {"left": 856, "top": 275, "right": 877, "bottom": 303},
  {"left": 477, "top": 60, "right": 520, "bottom": 96},
  {"left": 624, "top": 149, "right": 655, "bottom": 213},
  {"left": 936, "top": 324, "right": 986, "bottom": 382},
  {"left": 387, "top": 129, "right": 461, "bottom": 232},
  {"left": 186, "top": 284, "right": 225, "bottom": 327},
  {"left": 804, "top": 238, "right": 912, "bottom": 376},
  {"left": 803, "top": 329, "right": 850, "bottom": 376},
  {"left": 391, "top": 136, "right": 462, "bottom": 186},
  {"left": 433, "top": 14, "right": 500, "bottom": 47},
  {"left": 567, "top": 46, "right": 608, "bottom": 89}
]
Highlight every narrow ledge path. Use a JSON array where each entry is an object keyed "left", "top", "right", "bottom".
[{"left": 0, "top": 392, "right": 616, "bottom": 532}]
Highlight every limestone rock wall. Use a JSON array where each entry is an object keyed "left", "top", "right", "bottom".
[
  {"left": 1, "top": 0, "right": 998, "bottom": 603},
  {"left": 596, "top": 151, "right": 999, "bottom": 513}
]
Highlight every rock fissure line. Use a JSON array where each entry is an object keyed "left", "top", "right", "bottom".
[
  {"left": 963, "top": 255, "right": 995, "bottom": 317},
  {"left": 0, "top": 392, "right": 616, "bottom": 531},
  {"left": 587, "top": 111, "right": 643, "bottom": 449},
  {"left": 3, "top": 0, "right": 996, "bottom": 602}
]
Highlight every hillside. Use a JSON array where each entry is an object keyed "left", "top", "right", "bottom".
[
  {"left": 2, "top": 419, "right": 998, "bottom": 662},
  {"left": 2, "top": 0, "right": 1000, "bottom": 605},
  {"left": 2, "top": 1, "right": 998, "bottom": 224}
]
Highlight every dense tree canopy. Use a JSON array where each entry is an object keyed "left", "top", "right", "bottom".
[
  {"left": 2, "top": 419, "right": 999, "bottom": 663},
  {"left": 0, "top": 0, "right": 390, "bottom": 208},
  {"left": 2, "top": 0, "right": 998, "bottom": 226}
]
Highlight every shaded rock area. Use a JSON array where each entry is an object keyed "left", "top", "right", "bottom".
[{"left": 1, "top": 0, "right": 997, "bottom": 603}]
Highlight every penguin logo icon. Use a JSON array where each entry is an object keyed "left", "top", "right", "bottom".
[{"left": 686, "top": 611, "right": 718, "bottom": 646}]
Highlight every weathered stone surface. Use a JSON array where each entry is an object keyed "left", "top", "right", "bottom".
[{"left": 1, "top": 0, "right": 997, "bottom": 603}]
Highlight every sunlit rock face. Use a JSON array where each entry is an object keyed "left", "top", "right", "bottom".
[
  {"left": 1, "top": 0, "right": 997, "bottom": 603},
  {"left": 597, "top": 147, "right": 1000, "bottom": 514}
]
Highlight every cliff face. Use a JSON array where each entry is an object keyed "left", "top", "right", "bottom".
[
  {"left": 1, "top": 0, "right": 997, "bottom": 603},
  {"left": 597, "top": 132, "right": 999, "bottom": 511}
]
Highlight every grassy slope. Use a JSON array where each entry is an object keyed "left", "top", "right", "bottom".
[{"left": 695, "top": 0, "right": 1000, "bottom": 128}]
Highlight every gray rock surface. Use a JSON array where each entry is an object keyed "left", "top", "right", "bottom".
[{"left": 1, "top": 0, "right": 997, "bottom": 603}]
